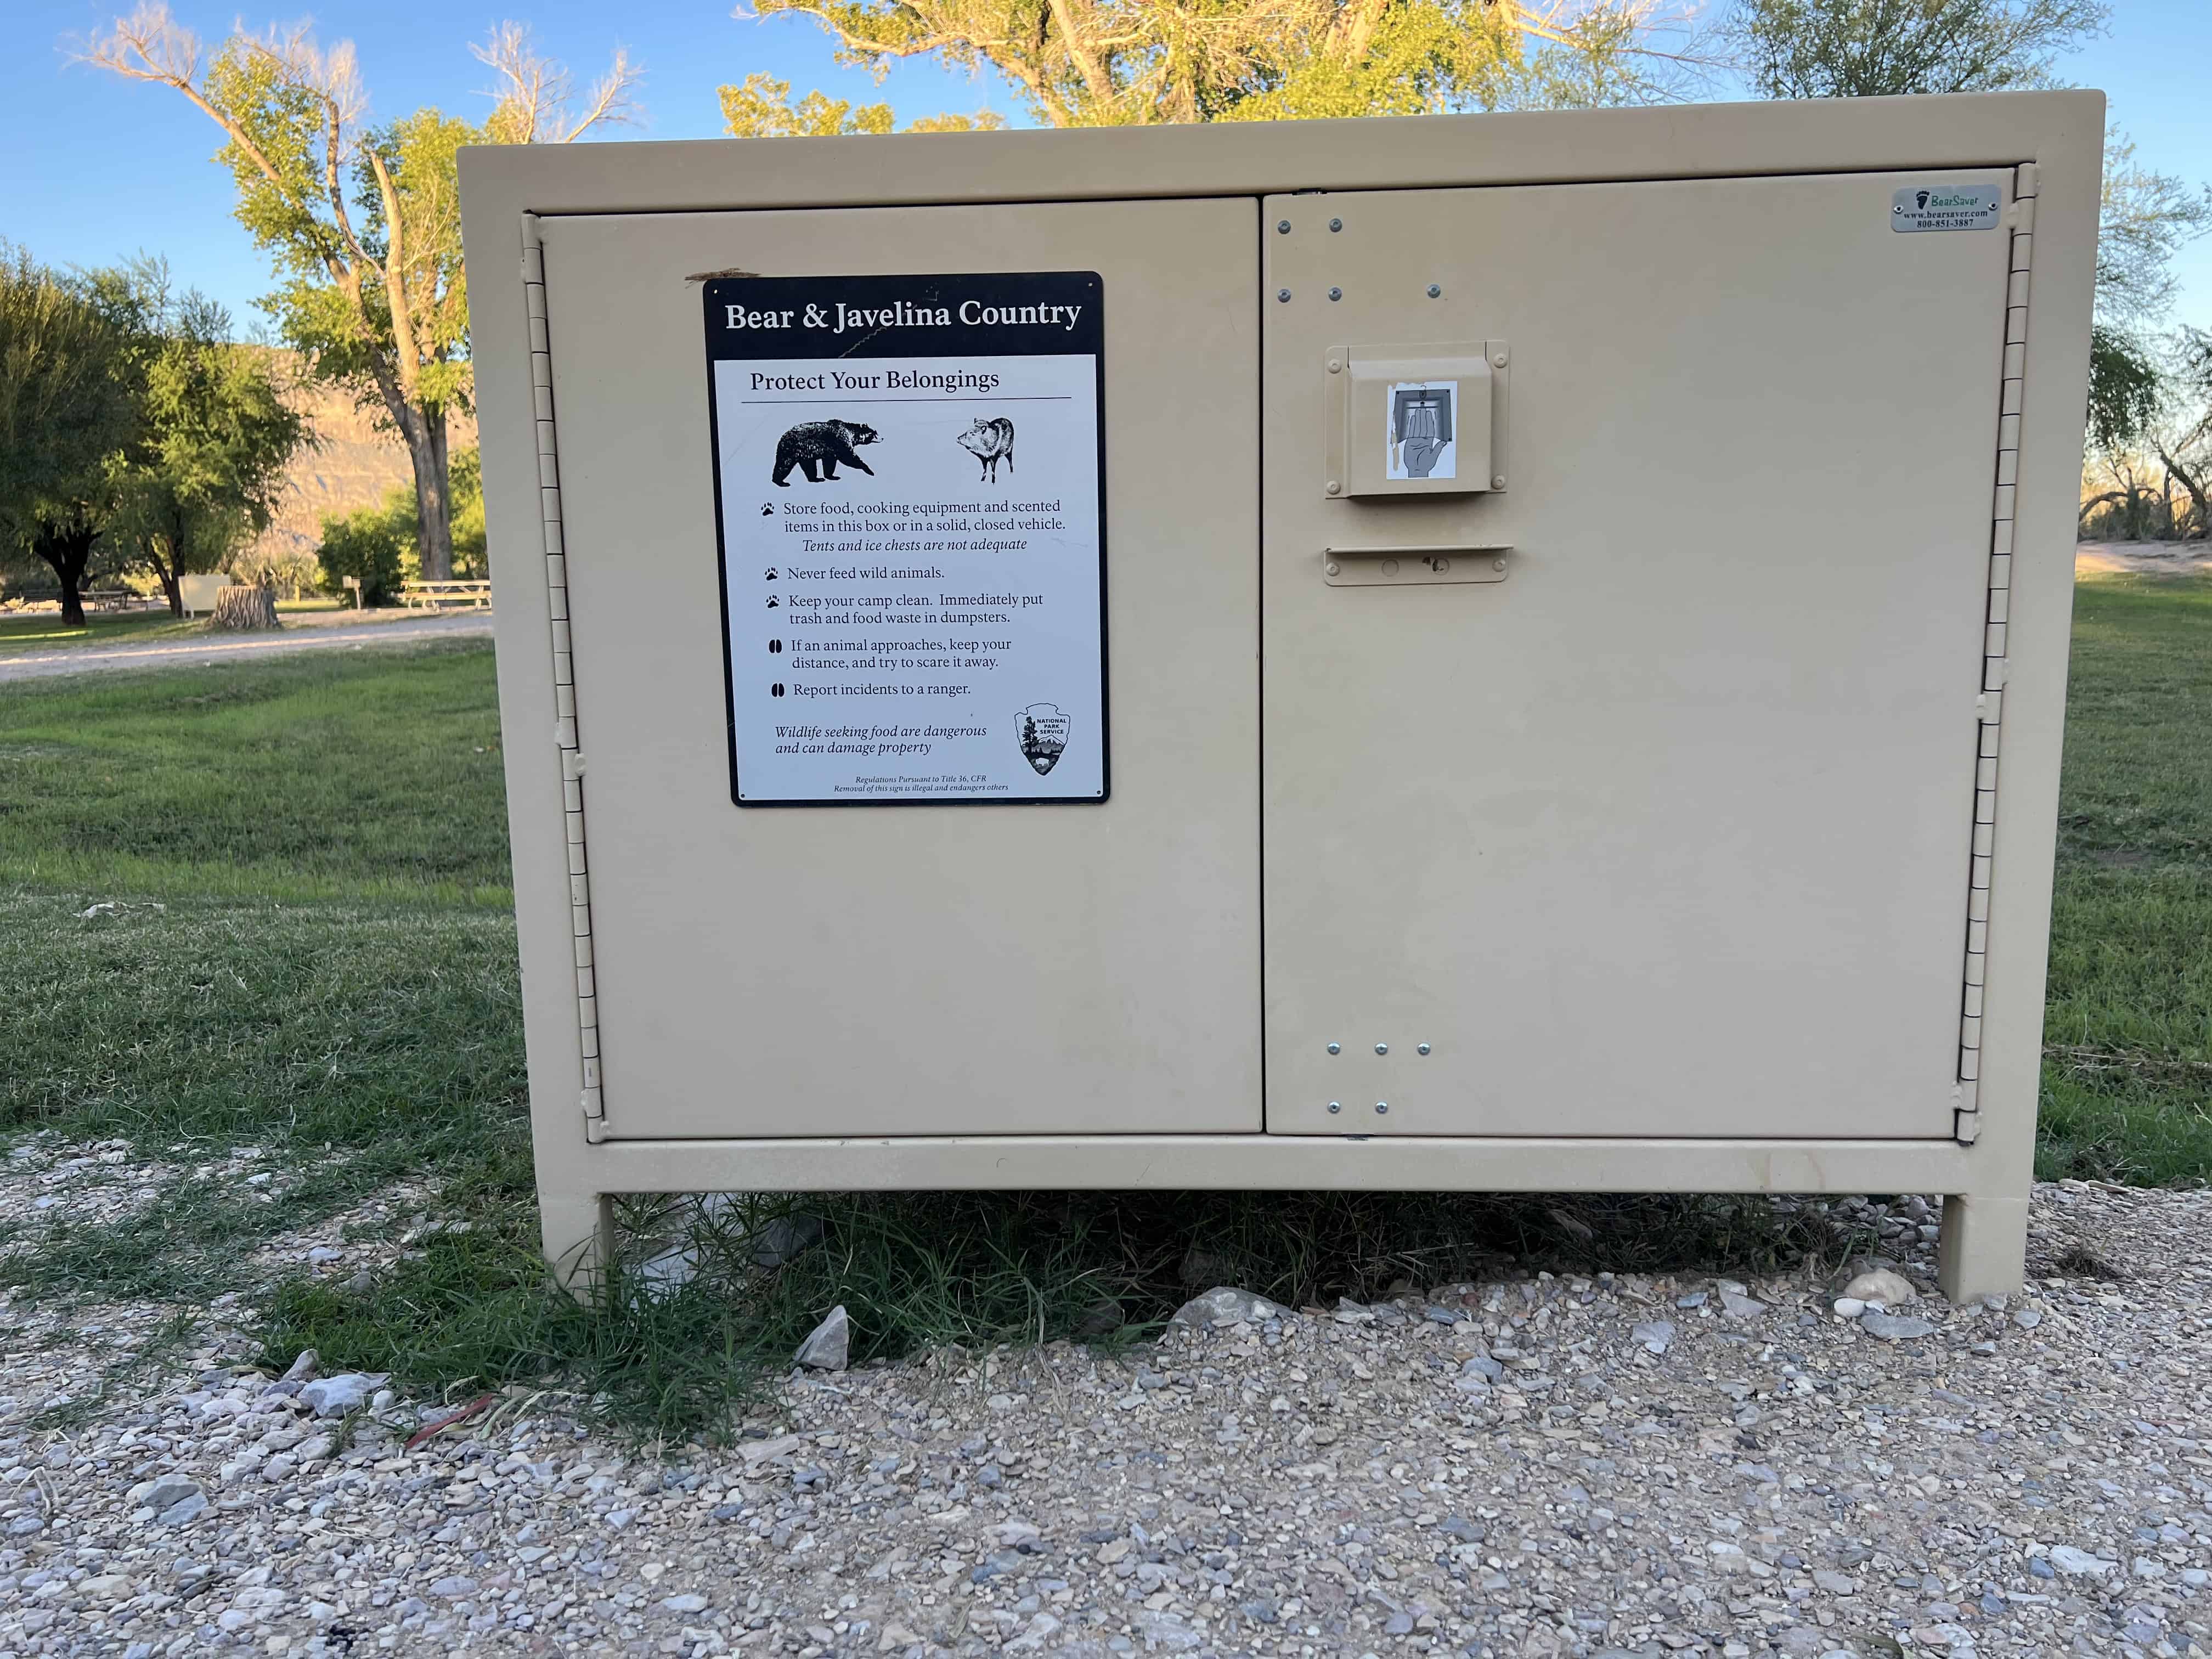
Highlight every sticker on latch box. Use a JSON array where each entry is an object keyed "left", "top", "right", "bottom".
[{"left": 1892, "top": 184, "right": 2002, "bottom": 233}]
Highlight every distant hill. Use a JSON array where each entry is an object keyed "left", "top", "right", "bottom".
[{"left": 244, "top": 358, "right": 477, "bottom": 567}]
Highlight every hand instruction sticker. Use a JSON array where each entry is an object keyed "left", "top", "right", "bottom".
[
  {"left": 1386, "top": 381, "right": 1457, "bottom": 481},
  {"left": 702, "top": 272, "right": 1108, "bottom": 806}
]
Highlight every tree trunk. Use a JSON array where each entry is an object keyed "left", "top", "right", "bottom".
[
  {"left": 2159, "top": 449, "right": 2209, "bottom": 541},
  {"left": 401, "top": 402, "right": 455, "bottom": 583},
  {"left": 211, "top": 585, "right": 280, "bottom": 630},
  {"left": 33, "top": 520, "right": 97, "bottom": 629}
]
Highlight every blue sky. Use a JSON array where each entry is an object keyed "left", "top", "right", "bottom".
[{"left": 4, "top": 0, "right": 2207, "bottom": 334}]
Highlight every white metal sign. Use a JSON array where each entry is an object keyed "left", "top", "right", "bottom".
[{"left": 703, "top": 273, "right": 1108, "bottom": 805}]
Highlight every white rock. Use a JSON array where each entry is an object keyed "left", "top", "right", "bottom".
[
  {"left": 298, "top": 1373, "right": 386, "bottom": 1417},
  {"left": 2046, "top": 1544, "right": 2115, "bottom": 1577},
  {"left": 1842, "top": 1268, "right": 1915, "bottom": 1307},
  {"left": 1171, "top": 1287, "right": 1293, "bottom": 1328},
  {"left": 127, "top": 1475, "right": 202, "bottom": 1513},
  {"left": 1831, "top": 1297, "right": 1867, "bottom": 1318},
  {"left": 795, "top": 1305, "right": 850, "bottom": 1370}
]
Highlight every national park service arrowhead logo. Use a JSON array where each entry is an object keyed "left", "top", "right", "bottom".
[{"left": 1016, "top": 703, "right": 1070, "bottom": 776}]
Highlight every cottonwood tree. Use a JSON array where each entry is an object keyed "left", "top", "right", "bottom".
[
  {"left": 92, "top": 267, "right": 309, "bottom": 614},
  {"left": 721, "top": 72, "right": 1005, "bottom": 135},
  {"left": 727, "top": 0, "right": 1707, "bottom": 133},
  {"left": 86, "top": 8, "right": 638, "bottom": 582},
  {"left": 0, "top": 246, "right": 137, "bottom": 627},
  {"left": 1725, "top": 0, "right": 2106, "bottom": 99}
]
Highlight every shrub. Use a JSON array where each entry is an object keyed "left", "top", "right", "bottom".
[{"left": 315, "top": 504, "right": 411, "bottom": 605}]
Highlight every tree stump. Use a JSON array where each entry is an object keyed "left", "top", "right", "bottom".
[{"left": 210, "top": 585, "right": 281, "bottom": 630}]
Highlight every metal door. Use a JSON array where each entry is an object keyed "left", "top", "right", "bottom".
[
  {"left": 1262, "top": 172, "right": 2015, "bottom": 1138},
  {"left": 539, "top": 199, "right": 1261, "bottom": 1138}
]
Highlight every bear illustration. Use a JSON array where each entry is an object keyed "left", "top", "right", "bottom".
[
  {"left": 956, "top": 417, "right": 1015, "bottom": 483},
  {"left": 771, "top": 420, "right": 880, "bottom": 487}
]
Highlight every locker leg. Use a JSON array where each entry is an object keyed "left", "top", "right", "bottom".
[
  {"left": 540, "top": 1189, "right": 614, "bottom": 1302},
  {"left": 1937, "top": 1192, "right": 2029, "bottom": 1303}
]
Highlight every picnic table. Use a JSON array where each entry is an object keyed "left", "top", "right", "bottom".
[{"left": 400, "top": 580, "right": 493, "bottom": 610}]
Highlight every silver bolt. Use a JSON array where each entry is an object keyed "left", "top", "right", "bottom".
[
  {"left": 1492, "top": 475, "right": 1507, "bottom": 489},
  {"left": 1327, "top": 1042, "right": 1341, "bottom": 1054},
  {"left": 1327, "top": 359, "right": 1342, "bottom": 373},
  {"left": 1492, "top": 352, "right": 1508, "bottom": 367},
  {"left": 1427, "top": 284, "right": 1442, "bottom": 298},
  {"left": 1492, "top": 558, "right": 1506, "bottom": 572},
  {"left": 1328, "top": 1101, "right": 1341, "bottom": 1114},
  {"left": 1277, "top": 288, "right": 1292, "bottom": 302},
  {"left": 1325, "top": 481, "right": 1341, "bottom": 496},
  {"left": 1329, "top": 217, "right": 1343, "bottom": 232},
  {"left": 1418, "top": 1042, "right": 1431, "bottom": 1055},
  {"left": 1277, "top": 219, "right": 1292, "bottom": 234},
  {"left": 1328, "top": 286, "right": 1342, "bottom": 302},
  {"left": 1374, "top": 1042, "right": 1387, "bottom": 1055},
  {"left": 1324, "top": 561, "right": 1341, "bottom": 575},
  {"left": 1375, "top": 1102, "right": 1389, "bottom": 1115}
]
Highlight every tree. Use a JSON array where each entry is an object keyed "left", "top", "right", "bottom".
[
  {"left": 1725, "top": 0, "right": 2106, "bottom": 100},
  {"left": 86, "top": 8, "right": 638, "bottom": 582},
  {"left": 97, "top": 270, "right": 309, "bottom": 615},
  {"left": 314, "top": 443, "right": 492, "bottom": 605},
  {"left": 728, "top": 0, "right": 1707, "bottom": 133},
  {"left": 720, "top": 72, "right": 1005, "bottom": 136},
  {"left": 0, "top": 245, "right": 137, "bottom": 627},
  {"left": 2147, "top": 328, "right": 2212, "bottom": 540},
  {"left": 2078, "top": 138, "right": 2212, "bottom": 536}
]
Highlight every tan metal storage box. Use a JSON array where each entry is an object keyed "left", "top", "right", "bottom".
[{"left": 458, "top": 91, "right": 2102, "bottom": 1301}]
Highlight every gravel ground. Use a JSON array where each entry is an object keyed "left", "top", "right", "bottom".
[{"left": 3, "top": 1144, "right": 2210, "bottom": 1659}]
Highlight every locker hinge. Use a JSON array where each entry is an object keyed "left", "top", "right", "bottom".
[
  {"left": 1953, "top": 1081, "right": 1982, "bottom": 1144},
  {"left": 524, "top": 211, "right": 607, "bottom": 1144},
  {"left": 1956, "top": 166, "right": 2035, "bottom": 1124}
]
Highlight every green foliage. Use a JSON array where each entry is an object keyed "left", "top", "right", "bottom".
[
  {"left": 0, "top": 244, "right": 140, "bottom": 608},
  {"left": 719, "top": 73, "right": 1005, "bottom": 136},
  {"left": 89, "top": 12, "right": 635, "bottom": 580},
  {"left": 92, "top": 272, "right": 309, "bottom": 608},
  {"left": 1725, "top": 0, "right": 2105, "bottom": 99},
  {"left": 736, "top": 0, "right": 1694, "bottom": 132},
  {"left": 315, "top": 443, "right": 487, "bottom": 600},
  {"left": 315, "top": 501, "right": 413, "bottom": 605},
  {"left": 2085, "top": 324, "right": 2163, "bottom": 459},
  {"left": 449, "top": 445, "right": 488, "bottom": 575}
]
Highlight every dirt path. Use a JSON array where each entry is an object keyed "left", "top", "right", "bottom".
[
  {"left": 0, "top": 610, "right": 494, "bottom": 683},
  {"left": 2076, "top": 541, "right": 2212, "bottom": 578}
]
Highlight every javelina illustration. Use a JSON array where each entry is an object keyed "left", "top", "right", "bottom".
[
  {"left": 956, "top": 417, "right": 1015, "bottom": 483},
  {"left": 771, "top": 420, "right": 880, "bottom": 487}
]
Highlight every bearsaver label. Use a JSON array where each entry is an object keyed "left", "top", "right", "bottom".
[{"left": 702, "top": 273, "right": 1108, "bottom": 806}]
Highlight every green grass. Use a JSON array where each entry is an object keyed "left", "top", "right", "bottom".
[
  {"left": 2035, "top": 573, "right": 2212, "bottom": 1183},
  {"left": 0, "top": 610, "right": 207, "bottom": 655},
  {"left": 0, "top": 642, "right": 510, "bottom": 901},
  {"left": 0, "top": 642, "right": 525, "bottom": 1318},
  {"left": 1, "top": 584, "right": 2207, "bottom": 1437}
]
